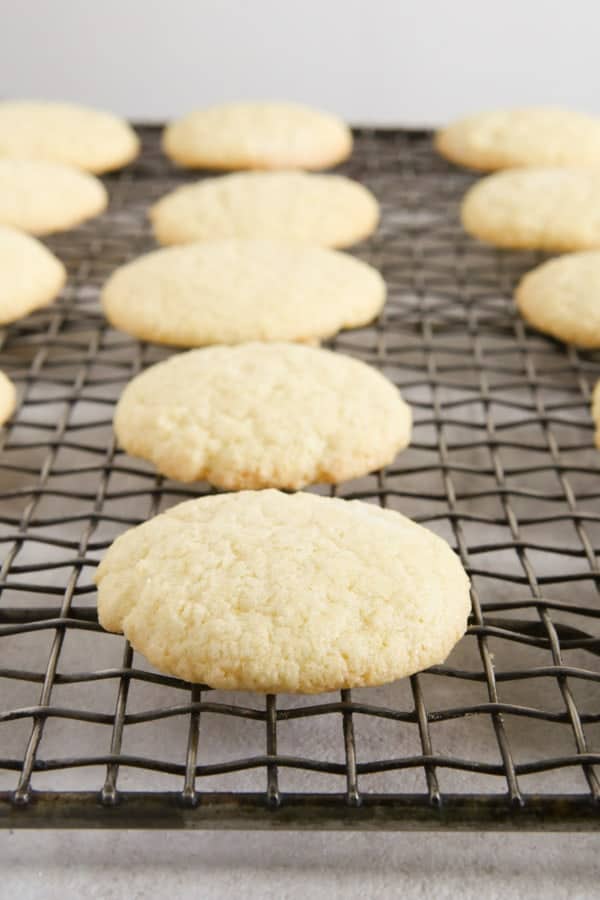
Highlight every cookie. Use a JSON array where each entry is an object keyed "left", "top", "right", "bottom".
[
  {"left": 436, "top": 107, "right": 600, "bottom": 171},
  {"left": 462, "top": 169, "right": 600, "bottom": 251},
  {"left": 102, "top": 238, "right": 385, "bottom": 346},
  {"left": 0, "top": 159, "right": 107, "bottom": 235},
  {"left": 516, "top": 252, "right": 600, "bottom": 348},
  {"left": 114, "top": 342, "right": 411, "bottom": 489},
  {"left": 0, "top": 100, "right": 139, "bottom": 173},
  {"left": 162, "top": 101, "right": 352, "bottom": 171},
  {"left": 0, "top": 225, "right": 66, "bottom": 324},
  {"left": 0, "top": 370, "right": 15, "bottom": 425},
  {"left": 96, "top": 490, "right": 470, "bottom": 693},
  {"left": 150, "top": 171, "right": 379, "bottom": 248}
]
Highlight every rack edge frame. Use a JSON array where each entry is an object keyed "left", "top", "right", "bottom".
[{"left": 1, "top": 792, "right": 598, "bottom": 830}]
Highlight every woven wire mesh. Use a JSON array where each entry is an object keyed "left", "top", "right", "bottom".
[{"left": 1, "top": 127, "right": 600, "bottom": 828}]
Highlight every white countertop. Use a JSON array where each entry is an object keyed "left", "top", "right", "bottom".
[{"left": 2, "top": 829, "right": 598, "bottom": 899}]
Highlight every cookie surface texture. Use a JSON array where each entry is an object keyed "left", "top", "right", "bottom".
[
  {"left": 96, "top": 490, "right": 471, "bottom": 693},
  {"left": 0, "top": 370, "right": 15, "bottom": 425},
  {"left": 150, "top": 171, "right": 379, "bottom": 248},
  {"left": 0, "top": 225, "right": 66, "bottom": 324},
  {"left": 436, "top": 107, "right": 600, "bottom": 171},
  {"left": 462, "top": 168, "right": 600, "bottom": 251},
  {"left": 516, "top": 251, "right": 600, "bottom": 347},
  {"left": 0, "top": 100, "right": 139, "bottom": 173},
  {"left": 114, "top": 342, "right": 411, "bottom": 489},
  {"left": 163, "top": 101, "right": 352, "bottom": 170},
  {"left": 102, "top": 238, "right": 385, "bottom": 346},
  {"left": 0, "top": 159, "right": 107, "bottom": 235}
]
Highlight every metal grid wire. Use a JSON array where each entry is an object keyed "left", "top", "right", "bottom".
[{"left": 1, "top": 127, "right": 600, "bottom": 829}]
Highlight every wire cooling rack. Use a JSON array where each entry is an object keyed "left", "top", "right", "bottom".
[{"left": 1, "top": 127, "right": 600, "bottom": 830}]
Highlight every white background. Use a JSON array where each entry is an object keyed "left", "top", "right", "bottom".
[{"left": 3, "top": 0, "right": 600, "bottom": 124}]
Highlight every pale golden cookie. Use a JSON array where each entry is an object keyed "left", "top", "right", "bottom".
[
  {"left": 0, "top": 100, "right": 139, "bottom": 173},
  {"left": 114, "top": 342, "right": 411, "bottom": 489},
  {"left": 436, "top": 107, "right": 600, "bottom": 171},
  {"left": 150, "top": 171, "right": 379, "bottom": 248},
  {"left": 516, "top": 252, "right": 600, "bottom": 348},
  {"left": 0, "top": 159, "right": 107, "bottom": 235},
  {"left": 462, "top": 169, "right": 600, "bottom": 251},
  {"left": 102, "top": 238, "right": 385, "bottom": 346},
  {"left": 0, "top": 225, "right": 66, "bottom": 324},
  {"left": 96, "top": 490, "right": 471, "bottom": 693},
  {"left": 163, "top": 101, "right": 352, "bottom": 170},
  {"left": 0, "top": 370, "right": 15, "bottom": 425}
]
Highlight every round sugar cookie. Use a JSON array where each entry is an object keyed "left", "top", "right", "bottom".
[
  {"left": 0, "top": 225, "right": 66, "bottom": 324},
  {"left": 102, "top": 238, "right": 385, "bottom": 346},
  {"left": 0, "top": 100, "right": 139, "bottom": 173},
  {"left": 0, "top": 371, "right": 15, "bottom": 425},
  {"left": 436, "top": 107, "right": 600, "bottom": 172},
  {"left": 0, "top": 159, "right": 107, "bottom": 235},
  {"left": 163, "top": 101, "right": 352, "bottom": 171},
  {"left": 150, "top": 171, "right": 379, "bottom": 248},
  {"left": 516, "top": 252, "right": 600, "bottom": 348},
  {"left": 114, "top": 342, "right": 411, "bottom": 489},
  {"left": 95, "top": 490, "right": 471, "bottom": 693},
  {"left": 462, "top": 169, "right": 600, "bottom": 252}
]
